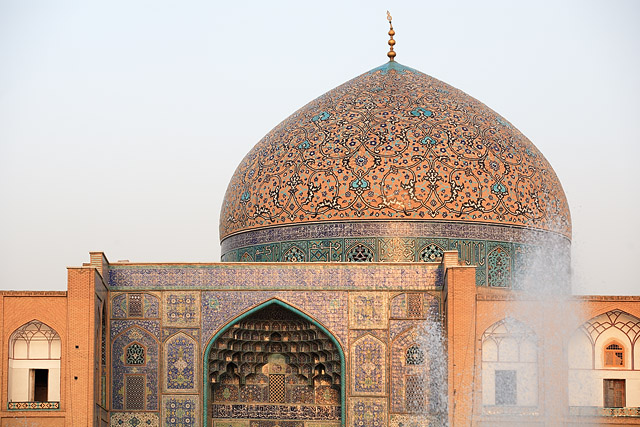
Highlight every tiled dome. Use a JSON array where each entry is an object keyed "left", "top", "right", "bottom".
[{"left": 220, "top": 61, "right": 570, "bottom": 268}]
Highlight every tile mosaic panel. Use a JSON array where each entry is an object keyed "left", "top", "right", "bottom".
[
  {"left": 162, "top": 394, "right": 199, "bottom": 427},
  {"left": 143, "top": 293, "right": 160, "bottom": 318},
  {"left": 109, "top": 264, "right": 443, "bottom": 291},
  {"left": 390, "top": 293, "right": 406, "bottom": 318},
  {"left": 163, "top": 291, "right": 200, "bottom": 327},
  {"left": 164, "top": 332, "right": 198, "bottom": 393},
  {"left": 162, "top": 327, "right": 199, "bottom": 342},
  {"left": 111, "top": 320, "right": 160, "bottom": 340},
  {"left": 111, "top": 327, "right": 159, "bottom": 411},
  {"left": 221, "top": 220, "right": 567, "bottom": 253},
  {"left": 201, "top": 291, "right": 348, "bottom": 349},
  {"left": 308, "top": 239, "right": 344, "bottom": 262},
  {"left": 210, "top": 404, "right": 340, "bottom": 420},
  {"left": 379, "top": 238, "right": 416, "bottom": 262},
  {"left": 349, "top": 292, "right": 388, "bottom": 329},
  {"left": 350, "top": 397, "right": 387, "bottom": 427},
  {"left": 109, "top": 412, "right": 159, "bottom": 426},
  {"left": 213, "top": 422, "right": 249, "bottom": 427},
  {"left": 112, "top": 294, "right": 127, "bottom": 318},
  {"left": 352, "top": 334, "right": 386, "bottom": 395}
]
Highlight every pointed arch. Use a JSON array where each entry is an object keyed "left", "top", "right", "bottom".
[
  {"left": 203, "top": 298, "right": 346, "bottom": 426},
  {"left": 481, "top": 318, "right": 538, "bottom": 408},
  {"left": 164, "top": 331, "right": 198, "bottom": 393},
  {"left": 8, "top": 320, "right": 61, "bottom": 405},
  {"left": 111, "top": 325, "right": 158, "bottom": 411},
  {"left": 351, "top": 334, "right": 386, "bottom": 395}
]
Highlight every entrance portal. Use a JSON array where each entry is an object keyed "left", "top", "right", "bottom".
[{"left": 208, "top": 303, "right": 342, "bottom": 427}]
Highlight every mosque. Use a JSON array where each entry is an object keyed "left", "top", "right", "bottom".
[{"left": 1, "top": 15, "right": 639, "bottom": 427}]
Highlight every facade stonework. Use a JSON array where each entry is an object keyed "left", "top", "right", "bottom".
[{"left": 1, "top": 254, "right": 639, "bottom": 426}]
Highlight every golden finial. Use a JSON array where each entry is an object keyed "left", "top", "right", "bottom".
[{"left": 386, "top": 10, "right": 396, "bottom": 61}]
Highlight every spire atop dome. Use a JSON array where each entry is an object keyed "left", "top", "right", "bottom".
[{"left": 386, "top": 11, "right": 396, "bottom": 61}]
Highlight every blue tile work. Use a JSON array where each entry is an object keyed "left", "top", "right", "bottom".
[
  {"left": 109, "top": 264, "right": 443, "bottom": 291},
  {"left": 110, "top": 320, "right": 160, "bottom": 341},
  {"left": 112, "top": 294, "right": 127, "bottom": 318},
  {"left": 350, "top": 398, "right": 387, "bottom": 427},
  {"left": 162, "top": 395, "right": 199, "bottom": 427},
  {"left": 111, "top": 326, "right": 159, "bottom": 411},
  {"left": 352, "top": 335, "right": 386, "bottom": 395},
  {"left": 487, "top": 245, "right": 511, "bottom": 288},
  {"left": 111, "top": 293, "right": 159, "bottom": 319},
  {"left": 143, "top": 293, "right": 160, "bottom": 318},
  {"left": 110, "top": 412, "right": 159, "bottom": 426},
  {"left": 349, "top": 293, "right": 387, "bottom": 329},
  {"left": 162, "top": 328, "right": 199, "bottom": 342},
  {"left": 164, "top": 332, "right": 198, "bottom": 393},
  {"left": 163, "top": 292, "right": 200, "bottom": 327},
  {"left": 201, "top": 291, "right": 348, "bottom": 348},
  {"left": 219, "top": 220, "right": 570, "bottom": 288}
]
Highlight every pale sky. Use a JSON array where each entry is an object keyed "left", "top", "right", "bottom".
[{"left": 0, "top": 0, "right": 638, "bottom": 295}]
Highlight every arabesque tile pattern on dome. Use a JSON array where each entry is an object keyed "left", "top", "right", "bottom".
[{"left": 220, "top": 61, "right": 571, "bottom": 242}]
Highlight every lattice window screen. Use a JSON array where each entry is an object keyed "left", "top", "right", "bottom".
[
  {"left": 269, "top": 374, "right": 285, "bottom": 403},
  {"left": 125, "top": 375, "right": 145, "bottom": 410},
  {"left": 128, "top": 294, "right": 142, "bottom": 317},
  {"left": 405, "top": 375, "right": 425, "bottom": 412},
  {"left": 407, "top": 293, "right": 423, "bottom": 318}
]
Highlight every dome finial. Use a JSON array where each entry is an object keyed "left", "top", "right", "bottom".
[{"left": 386, "top": 11, "right": 396, "bottom": 61}]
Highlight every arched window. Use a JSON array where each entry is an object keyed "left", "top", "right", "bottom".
[
  {"left": 125, "top": 343, "right": 146, "bottom": 366},
  {"left": 8, "top": 320, "right": 61, "bottom": 409},
  {"left": 481, "top": 318, "right": 537, "bottom": 409},
  {"left": 406, "top": 345, "right": 425, "bottom": 365},
  {"left": 604, "top": 341, "right": 625, "bottom": 367}
]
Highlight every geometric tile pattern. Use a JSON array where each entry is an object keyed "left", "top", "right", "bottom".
[
  {"left": 163, "top": 291, "right": 200, "bottom": 327},
  {"left": 162, "top": 395, "right": 199, "bottom": 427},
  {"left": 352, "top": 334, "right": 386, "bottom": 395},
  {"left": 109, "top": 264, "right": 443, "bottom": 291},
  {"left": 350, "top": 397, "right": 387, "bottom": 427},
  {"left": 111, "top": 293, "right": 159, "bottom": 319},
  {"left": 350, "top": 292, "right": 388, "bottom": 329},
  {"left": 220, "top": 230, "right": 569, "bottom": 288},
  {"left": 110, "top": 412, "right": 160, "bottom": 426},
  {"left": 220, "top": 62, "right": 570, "bottom": 240},
  {"left": 164, "top": 332, "right": 198, "bottom": 393},
  {"left": 111, "top": 320, "right": 161, "bottom": 340}
]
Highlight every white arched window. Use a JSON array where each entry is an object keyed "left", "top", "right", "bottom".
[
  {"left": 568, "top": 310, "right": 640, "bottom": 411},
  {"left": 8, "top": 320, "right": 61, "bottom": 409},
  {"left": 481, "top": 318, "right": 538, "bottom": 411}
]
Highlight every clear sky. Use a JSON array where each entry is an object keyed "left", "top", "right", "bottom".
[{"left": 0, "top": 0, "right": 638, "bottom": 294}]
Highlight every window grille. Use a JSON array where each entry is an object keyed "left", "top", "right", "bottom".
[
  {"left": 406, "top": 345, "right": 425, "bottom": 365},
  {"left": 495, "top": 370, "right": 517, "bottom": 405},
  {"left": 125, "top": 375, "right": 145, "bottom": 410},
  {"left": 604, "top": 379, "right": 626, "bottom": 408},
  {"left": 407, "top": 293, "right": 423, "bottom": 318},
  {"left": 405, "top": 375, "right": 425, "bottom": 412},
  {"left": 128, "top": 294, "right": 143, "bottom": 317},
  {"left": 604, "top": 343, "right": 624, "bottom": 367},
  {"left": 126, "top": 343, "right": 145, "bottom": 365},
  {"left": 269, "top": 374, "right": 285, "bottom": 403}
]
